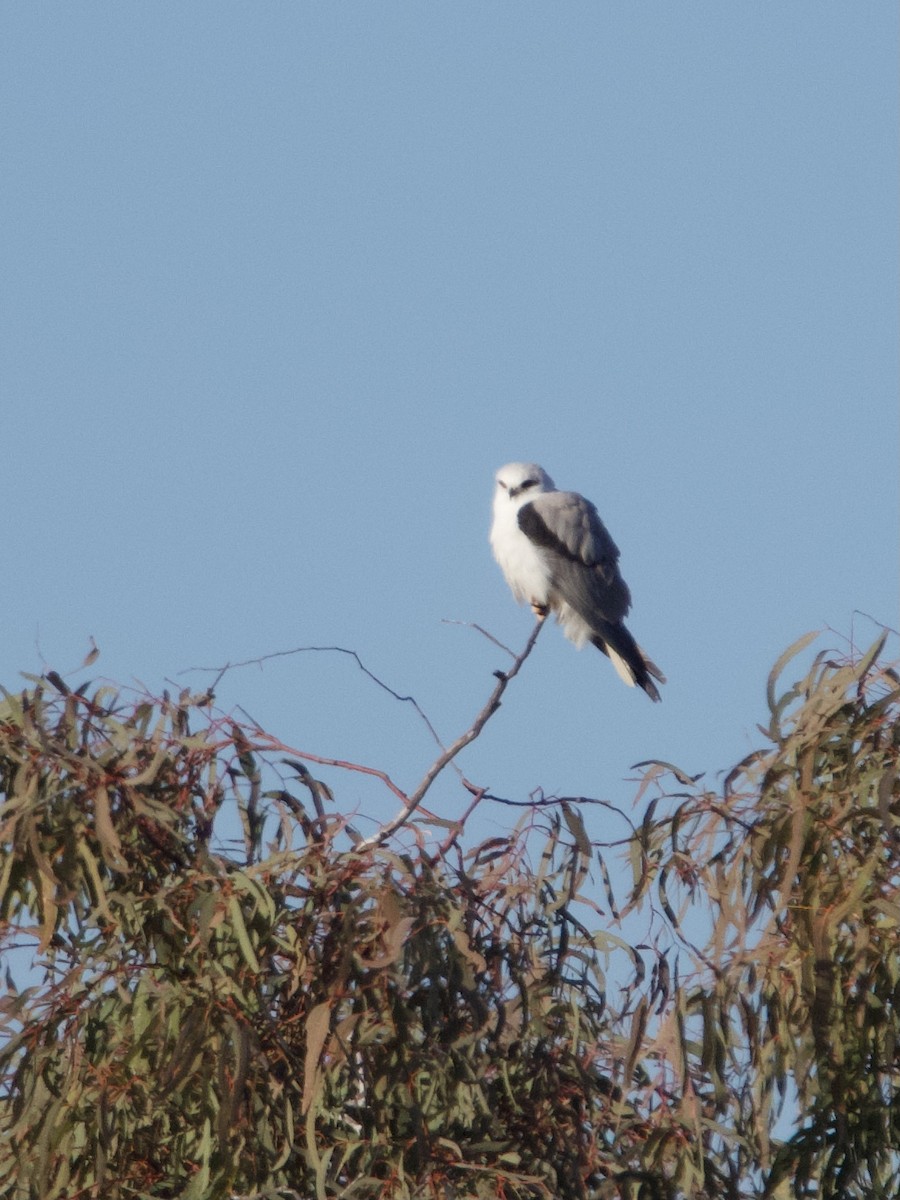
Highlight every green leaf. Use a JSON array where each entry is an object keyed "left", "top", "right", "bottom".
[
  {"left": 302, "top": 1001, "right": 331, "bottom": 1116},
  {"left": 227, "top": 893, "right": 261, "bottom": 973}
]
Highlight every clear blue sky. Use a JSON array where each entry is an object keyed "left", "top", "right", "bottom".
[{"left": 2, "top": 5, "right": 897, "bottom": 843}]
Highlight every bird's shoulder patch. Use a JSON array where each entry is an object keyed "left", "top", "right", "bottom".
[
  {"left": 519, "top": 495, "right": 616, "bottom": 571},
  {"left": 518, "top": 500, "right": 582, "bottom": 561}
]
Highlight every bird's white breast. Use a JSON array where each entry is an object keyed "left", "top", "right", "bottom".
[{"left": 490, "top": 495, "right": 551, "bottom": 607}]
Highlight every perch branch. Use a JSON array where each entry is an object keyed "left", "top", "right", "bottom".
[{"left": 355, "top": 617, "right": 546, "bottom": 852}]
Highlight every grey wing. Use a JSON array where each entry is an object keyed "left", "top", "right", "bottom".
[{"left": 518, "top": 490, "right": 632, "bottom": 623}]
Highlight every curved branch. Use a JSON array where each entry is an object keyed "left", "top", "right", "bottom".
[
  {"left": 247, "top": 737, "right": 410, "bottom": 805},
  {"left": 355, "top": 617, "right": 546, "bottom": 852},
  {"left": 181, "top": 644, "right": 448, "bottom": 754}
]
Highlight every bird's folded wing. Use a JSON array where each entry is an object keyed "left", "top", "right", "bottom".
[
  {"left": 518, "top": 491, "right": 618, "bottom": 567},
  {"left": 518, "top": 492, "right": 632, "bottom": 623}
]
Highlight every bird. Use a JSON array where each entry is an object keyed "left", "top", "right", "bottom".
[{"left": 490, "top": 462, "right": 664, "bottom": 701}]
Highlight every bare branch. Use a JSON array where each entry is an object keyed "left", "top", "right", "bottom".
[
  {"left": 190, "top": 621, "right": 545, "bottom": 851},
  {"left": 851, "top": 609, "right": 899, "bottom": 638},
  {"left": 355, "top": 617, "right": 546, "bottom": 852},
  {"left": 441, "top": 618, "right": 518, "bottom": 659},
  {"left": 247, "top": 735, "right": 411, "bottom": 806},
  {"left": 425, "top": 779, "right": 489, "bottom": 866},
  {"left": 180, "top": 644, "right": 448, "bottom": 753}
]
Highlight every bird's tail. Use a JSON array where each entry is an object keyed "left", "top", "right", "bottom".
[{"left": 591, "top": 622, "right": 665, "bottom": 702}]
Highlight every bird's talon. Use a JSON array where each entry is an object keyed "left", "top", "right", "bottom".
[{"left": 531, "top": 603, "right": 549, "bottom": 619}]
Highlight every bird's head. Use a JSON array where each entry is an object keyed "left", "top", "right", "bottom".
[{"left": 494, "top": 462, "right": 555, "bottom": 503}]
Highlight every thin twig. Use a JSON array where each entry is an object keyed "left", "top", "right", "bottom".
[
  {"left": 355, "top": 617, "right": 546, "bottom": 852},
  {"left": 425, "top": 780, "right": 489, "bottom": 866},
  {"left": 440, "top": 619, "right": 518, "bottom": 659},
  {"left": 484, "top": 790, "right": 637, "bottom": 827},
  {"left": 247, "top": 736, "right": 410, "bottom": 805},
  {"left": 180, "top": 644, "right": 448, "bottom": 753},
  {"left": 852, "top": 610, "right": 899, "bottom": 638}
]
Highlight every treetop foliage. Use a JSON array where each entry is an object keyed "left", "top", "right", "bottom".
[{"left": 0, "top": 631, "right": 898, "bottom": 1198}]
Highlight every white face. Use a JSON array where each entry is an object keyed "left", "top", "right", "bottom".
[{"left": 494, "top": 462, "right": 554, "bottom": 500}]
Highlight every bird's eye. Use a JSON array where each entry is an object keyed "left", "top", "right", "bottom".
[
  {"left": 522, "top": 478, "right": 537, "bottom": 489},
  {"left": 498, "top": 480, "right": 508, "bottom": 490}
]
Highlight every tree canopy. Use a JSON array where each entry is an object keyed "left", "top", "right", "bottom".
[{"left": 1, "top": 632, "right": 898, "bottom": 1199}]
